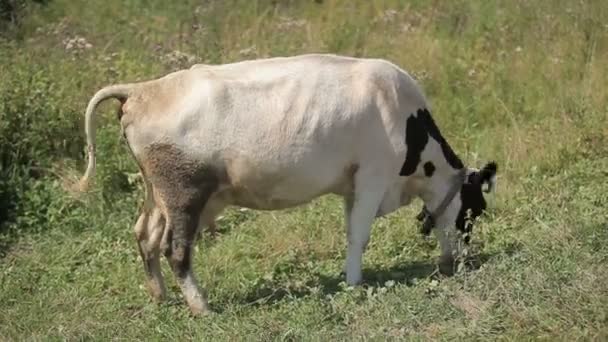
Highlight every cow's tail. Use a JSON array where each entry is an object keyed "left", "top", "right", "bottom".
[{"left": 79, "top": 84, "right": 134, "bottom": 192}]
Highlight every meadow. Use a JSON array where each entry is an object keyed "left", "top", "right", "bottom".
[{"left": 0, "top": 0, "right": 607, "bottom": 340}]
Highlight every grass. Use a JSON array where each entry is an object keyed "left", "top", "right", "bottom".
[{"left": 1, "top": 0, "right": 607, "bottom": 340}]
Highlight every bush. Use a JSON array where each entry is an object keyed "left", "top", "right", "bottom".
[
  {"left": 0, "top": 0, "right": 50, "bottom": 33},
  {"left": 0, "top": 64, "right": 83, "bottom": 237}
]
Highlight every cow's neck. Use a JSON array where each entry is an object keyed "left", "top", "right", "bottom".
[
  {"left": 418, "top": 164, "right": 460, "bottom": 209},
  {"left": 403, "top": 109, "right": 465, "bottom": 211},
  {"left": 421, "top": 166, "right": 466, "bottom": 221}
]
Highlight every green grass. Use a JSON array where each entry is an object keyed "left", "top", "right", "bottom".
[{"left": 1, "top": 0, "right": 607, "bottom": 340}]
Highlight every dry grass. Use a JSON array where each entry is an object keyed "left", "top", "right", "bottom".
[{"left": 0, "top": 0, "right": 607, "bottom": 340}]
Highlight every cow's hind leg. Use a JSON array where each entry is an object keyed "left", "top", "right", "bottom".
[
  {"left": 143, "top": 143, "right": 219, "bottom": 315},
  {"left": 163, "top": 209, "right": 207, "bottom": 315},
  {"left": 344, "top": 168, "right": 388, "bottom": 285},
  {"left": 163, "top": 187, "right": 223, "bottom": 315},
  {"left": 134, "top": 205, "right": 166, "bottom": 302}
]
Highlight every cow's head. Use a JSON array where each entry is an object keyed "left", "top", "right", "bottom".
[
  {"left": 457, "top": 162, "right": 497, "bottom": 240},
  {"left": 399, "top": 108, "right": 497, "bottom": 252},
  {"left": 415, "top": 161, "right": 497, "bottom": 275},
  {"left": 418, "top": 161, "right": 497, "bottom": 243}
]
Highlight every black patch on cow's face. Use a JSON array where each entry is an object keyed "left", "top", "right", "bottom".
[
  {"left": 423, "top": 162, "right": 435, "bottom": 177},
  {"left": 455, "top": 162, "right": 498, "bottom": 242},
  {"left": 399, "top": 108, "right": 464, "bottom": 176},
  {"left": 456, "top": 183, "right": 486, "bottom": 241}
]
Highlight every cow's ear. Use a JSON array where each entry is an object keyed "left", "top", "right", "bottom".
[
  {"left": 479, "top": 161, "right": 497, "bottom": 193},
  {"left": 466, "top": 162, "right": 497, "bottom": 192}
]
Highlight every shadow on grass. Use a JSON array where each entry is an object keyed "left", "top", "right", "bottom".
[{"left": 232, "top": 252, "right": 497, "bottom": 310}]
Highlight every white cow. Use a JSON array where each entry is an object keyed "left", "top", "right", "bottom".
[{"left": 79, "top": 54, "right": 497, "bottom": 315}]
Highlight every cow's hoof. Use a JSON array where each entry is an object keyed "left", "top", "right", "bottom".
[
  {"left": 438, "top": 256, "right": 455, "bottom": 276},
  {"left": 185, "top": 292, "right": 212, "bottom": 317},
  {"left": 189, "top": 304, "right": 212, "bottom": 317},
  {"left": 146, "top": 283, "right": 166, "bottom": 303},
  {"left": 345, "top": 273, "right": 363, "bottom": 286}
]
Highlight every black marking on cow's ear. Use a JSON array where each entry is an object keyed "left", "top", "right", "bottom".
[
  {"left": 468, "top": 162, "right": 497, "bottom": 186},
  {"left": 399, "top": 114, "right": 429, "bottom": 176},
  {"left": 423, "top": 161, "right": 435, "bottom": 177},
  {"left": 416, "top": 109, "right": 464, "bottom": 170},
  {"left": 480, "top": 162, "right": 497, "bottom": 181},
  {"left": 479, "top": 161, "right": 497, "bottom": 192}
]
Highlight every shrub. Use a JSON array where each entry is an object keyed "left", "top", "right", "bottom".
[{"left": 0, "top": 64, "right": 83, "bottom": 236}]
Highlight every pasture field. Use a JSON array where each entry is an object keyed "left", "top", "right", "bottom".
[{"left": 0, "top": 0, "right": 607, "bottom": 340}]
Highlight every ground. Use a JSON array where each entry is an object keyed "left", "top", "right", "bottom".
[{"left": 0, "top": 0, "right": 607, "bottom": 340}]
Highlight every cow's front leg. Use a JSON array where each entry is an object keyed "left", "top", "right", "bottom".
[
  {"left": 433, "top": 224, "right": 460, "bottom": 276},
  {"left": 344, "top": 175, "right": 387, "bottom": 285}
]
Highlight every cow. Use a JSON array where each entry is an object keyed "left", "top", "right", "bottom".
[{"left": 78, "top": 53, "right": 497, "bottom": 315}]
